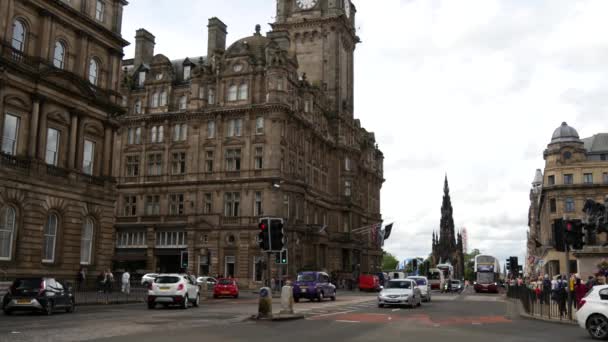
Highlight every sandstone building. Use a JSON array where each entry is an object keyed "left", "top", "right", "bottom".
[
  {"left": 527, "top": 122, "right": 608, "bottom": 278},
  {"left": 114, "top": 0, "right": 384, "bottom": 287},
  {"left": 0, "top": 0, "right": 128, "bottom": 279}
]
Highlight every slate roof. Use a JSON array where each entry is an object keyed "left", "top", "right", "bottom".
[{"left": 583, "top": 133, "right": 608, "bottom": 153}]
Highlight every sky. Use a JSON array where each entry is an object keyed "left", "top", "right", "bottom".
[{"left": 122, "top": 0, "right": 608, "bottom": 267}]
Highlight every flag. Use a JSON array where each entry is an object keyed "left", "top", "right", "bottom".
[{"left": 383, "top": 223, "right": 394, "bottom": 240}]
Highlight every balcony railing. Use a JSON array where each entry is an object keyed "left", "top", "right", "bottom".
[
  {"left": 46, "top": 165, "right": 70, "bottom": 178},
  {"left": 0, "top": 152, "right": 31, "bottom": 172}
]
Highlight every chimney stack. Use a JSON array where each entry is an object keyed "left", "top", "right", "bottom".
[
  {"left": 134, "top": 29, "right": 155, "bottom": 67},
  {"left": 207, "top": 17, "right": 227, "bottom": 61}
]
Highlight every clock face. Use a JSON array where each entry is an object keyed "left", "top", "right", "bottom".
[
  {"left": 344, "top": 0, "right": 351, "bottom": 18},
  {"left": 233, "top": 63, "right": 243, "bottom": 72},
  {"left": 297, "top": 0, "right": 318, "bottom": 10},
  {"left": 155, "top": 73, "right": 163, "bottom": 80}
]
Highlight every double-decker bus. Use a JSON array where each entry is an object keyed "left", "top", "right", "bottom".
[
  {"left": 474, "top": 254, "right": 500, "bottom": 293},
  {"left": 427, "top": 268, "right": 445, "bottom": 290}
]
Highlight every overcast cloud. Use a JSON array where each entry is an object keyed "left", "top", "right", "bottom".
[{"left": 123, "top": 0, "right": 608, "bottom": 267}]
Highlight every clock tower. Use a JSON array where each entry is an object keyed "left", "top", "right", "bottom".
[{"left": 274, "top": 0, "right": 358, "bottom": 116}]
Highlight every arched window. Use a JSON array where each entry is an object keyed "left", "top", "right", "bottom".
[
  {"left": 160, "top": 90, "right": 167, "bottom": 106},
  {"left": 0, "top": 206, "right": 16, "bottom": 260},
  {"left": 227, "top": 85, "right": 238, "bottom": 102},
  {"left": 134, "top": 99, "right": 142, "bottom": 114},
  {"left": 151, "top": 92, "right": 159, "bottom": 108},
  {"left": 53, "top": 41, "right": 66, "bottom": 69},
  {"left": 208, "top": 88, "right": 216, "bottom": 105},
  {"left": 80, "top": 218, "right": 94, "bottom": 265},
  {"left": 11, "top": 20, "right": 26, "bottom": 52},
  {"left": 238, "top": 83, "right": 248, "bottom": 100},
  {"left": 43, "top": 214, "right": 58, "bottom": 263},
  {"left": 88, "top": 58, "right": 99, "bottom": 85}
]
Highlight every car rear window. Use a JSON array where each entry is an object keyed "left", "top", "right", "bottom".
[
  {"left": 297, "top": 274, "right": 315, "bottom": 282},
  {"left": 411, "top": 278, "right": 427, "bottom": 286},
  {"left": 155, "top": 276, "right": 180, "bottom": 284},
  {"left": 13, "top": 278, "right": 43, "bottom": 290},
  {"left": 386, "top": 281, "right": 412, "bottom": 289},
  {"left": 218, "top": 279, "right": 234, "bottom": 285}
]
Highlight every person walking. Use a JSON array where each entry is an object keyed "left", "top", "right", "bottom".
[
  {"left": 104, "top": 269, "right": 114, "bottom": 294},
  {"left": 575, "top": 277, "right": 588, "bottom": 309},
  {"left": 587, "top": 276, "right": 596, "bottom": 291},
  {"left": 97, "top": 271, "right": 105, "bottom": 293},
  {"left": 121, "top": 270, "right": 131, "bottom": 294},
  {"left": 77, "top": 267, "right": 86, "bottom": 290}
]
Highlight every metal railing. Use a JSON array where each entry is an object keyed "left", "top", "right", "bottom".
[
  {"left": 69, "top": 278, "right": 148, "bottom": 305},
  {"left": 507, "top": 285, "right": 577, "bottom": 323}
]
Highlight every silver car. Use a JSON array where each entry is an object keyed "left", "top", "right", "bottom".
[
  {"left": 407, "top": 276, "right": 431, "bottom": 302},
  {"left": 378, "top": 279, "right": 422, "bottom": 308}
]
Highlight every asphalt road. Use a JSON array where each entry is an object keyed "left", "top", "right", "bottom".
[{"left": 0, "top": 289, "right": 590, "bottom": 342}]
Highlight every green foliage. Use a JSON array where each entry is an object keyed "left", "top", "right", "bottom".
[{"left": 382, "top": 252, "right": 399, "bottom": 271}]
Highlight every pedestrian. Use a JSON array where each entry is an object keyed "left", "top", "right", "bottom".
[
  {"left": 587, "top": 276, "right": 596, "bottom": 291},
  {"left": 121, "top": 270, "right": 131, "bottom": 294},
  {"left": 77, "top": 267, "right": 86, "bottom": 290},
  {"left": 97, "top": 271, "right": 105, "bottom": 293},
  {"left": 104, "top": 269, "right": 114, "bottom": 294},
  {"left": 575, "top": 278, "right": 587, "bottom": 309},
  {"left": 542, "top": 274, "right": 551, "bottom": 304}
]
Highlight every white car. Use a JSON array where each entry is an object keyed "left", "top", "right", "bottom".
[
  {"left": 147, "top": 274, "right": 200, "bottom": 309},
  {"left": 576, "top": 285, "right": 608, "bottom": 340},
  {"left": 378, "top": 279, "right": 422, "bottom": 308},
  {"left": 407, "top": 276, "right": 431, "bottom": 302},
  {"left": 196, "top": 276, "right": 217, "bottom": 286},
  {"left": 141, "top": 273, "right": 158, "bottom": 286}
]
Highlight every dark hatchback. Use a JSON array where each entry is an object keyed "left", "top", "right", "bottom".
[
  {"left": 293, "top": 272, "right": 336, "bottom": 302},
  {"left": 2, "top": 277, "right": 75, "bottom": 315}
]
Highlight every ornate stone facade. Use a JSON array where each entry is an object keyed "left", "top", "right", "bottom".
[
  {"left": 114, "top": 0, "right": 384, "bottom": 288},
  {"left": 432, "top": 177, "right": 465, "bottom": 279},
  {"left": 0, "top": 0, "right": 128, "bottom": 278}
]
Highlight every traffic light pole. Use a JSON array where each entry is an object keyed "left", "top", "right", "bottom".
[
  {"left": 267, "top": 251, "right": 272, "bottom": 292},
  {"left": 564, "top": 241, "right": 572, "bottom": 320}
]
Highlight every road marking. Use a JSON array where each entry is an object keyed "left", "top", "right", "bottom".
[
  {"left": 309, "top": 310, "right": 355, "bottom": 318},
  {"left": 336, "top": 320, "right": 360, "bottom": 323},
  {"left": 391, "top": 309, "right": 400, "bottom": 312},
  {"left": 472, "top": 322, "right": 482, "bottom": 325}
]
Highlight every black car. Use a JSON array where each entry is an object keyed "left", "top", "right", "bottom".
[{"left": 2, "top": 277, "right": 75, "bottom": 315}]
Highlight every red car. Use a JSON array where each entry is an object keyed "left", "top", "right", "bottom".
[
  {"left": 359, "top": 274, "right": 381, "bottom": 292},
  {"left": 213, "top": 278, "right": 239, "bottom": 298}
]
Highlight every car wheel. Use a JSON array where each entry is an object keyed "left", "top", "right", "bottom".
[
  {"left": 294, "top": 297, "right": 300, "bottom": 303},
  {"left": 182, "top": 295, "right": 189, "bottom": 309},
  {"left": 147, "top": 302, "right": 156, "bottom": 309},
  {"left": 193, "top": 294, "right": 200, "bottom": 307},
  {"left": 3, "top": 309, "right": 12, "bottom": 315},
  {"left": 330, "top": 291, "right": 336, "bottom": 301},
  {"left": 45, "top": 300, "right": 54, "bottom": 316},
  {"left": 318, "top": 291, "right": 324, "bottom": 302},
  {"left": 213, "top": 294, "right": 218, "bottom": 299},
  {"left": 234, "top": 294, "right": 239, "bottom": 299},
  {"left": 378, "top": 303, "right": 384, "bottom": 308},
  {"left": 587, "top": 314, "right": 608, "bottom": 340},
  {"left": 66, "top": 299, "right": 75, "bottom": 313}
]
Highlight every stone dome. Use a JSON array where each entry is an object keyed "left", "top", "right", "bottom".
[
  {"left": 551, "top": 122, "right": 581, "bottom": 144},
  {"left": 225, "top": 25, "right": 270, "bottom": 59}
]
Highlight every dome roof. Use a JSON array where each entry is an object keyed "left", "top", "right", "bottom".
[
  {"left": 226, "top": 25, "right": 270, "bottom": 59},
  {"left": 551, "top": 122, "right": 581, "bottom": 144}
]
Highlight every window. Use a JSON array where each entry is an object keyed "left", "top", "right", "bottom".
[
  {"left": 564, "top": 174, "right": 574, "bottom": 185},
  {"left": 82, "top": 139, "right": 95, "bottom": 175},
  {"left": 134, "top": 100, "right": 142, "bottom": 114},
  {"left": 225, "top": 256, "right": 236, "bottom": 278},
  {"left": 179, "top": 96, "right": 187, "bottom": 110},
  {"left": 43, "top": 214, "right": 58, "bottom": 263},
  {"left": 88, "top": 58, "right": 99, "bottom": 85},
  {"left": 255, "top": 117, "right": 264, "bottom": 135},
  {"left": 173, "top": 124, "right": 188, "bottom": 142},
  {"left": 584, "top": 173, "right": 593, "bottom": 184},
  {"left": 225, "top": 149, "right": 241, "bottom": 171},
  {"left": 565, "top": 198, "right": 575, "bottom": 212},
  {"left": 208, "top": 88, "right": 216, "bottom": 105},
  {"left": 169, "top": 194, "right": 185, "bottom": 216},
  {"left": 550, "top": 198, "right": 557, "bottom": 213},
  {"left": 199, "top": 87, "right": 205, "bottom": 99},
  {"left": 227, "top": 119, "right": 243, "bottom": 137},
  {"left": 205, "top": 150, "right": 214, "bottom": 173},
  {"left": 80, "top": 218, "right": 94, "bottom": 265},
  {"left": 548, "top": 175, "right": 555, "bottom": 185},
  {"left": 44, "top": 128, "right": 60, "bottom": 166},
  {"left": 2, "top": 114, "right": 19, "bottom": 155},
  {"left": 283, "top": 195, "right": 290, "bottom": 219},
  {"left": 0, "top": 206, "right": 16, "bottom": 260},
  {"left": 254, "top": 147, "right": 263, "bottom": 169},
  {"left": 126, "top": 155, "right": 140, "bottom": 177},
  {"left": 155, "top": 231, "right": 187, "bottom": 248},
  {"left": 172, "top": 152, "right": 186, "bottom": 175},
  {"left": 138, "top": 71, "right": 146, "bottom": 87},
  {"left": 160, "top": 90, "right": 167, "bottom": 106},
  {"left": 603, "top": 173, "right": 608, "bottom": 184},
  {"left": 228, "top": 85, "right": 238, "bottom": 101},
  {"left": 116, "top": 231, "right": 146, "bottom": 248},
  {"left": 145, "top": 195, "right": 160, "bottom": 216},
  {"left": 11, "top": 20, "right": 26, "bottom": 52},
  {"left": 53, "top": 41, "right": 66, "bottom": 69},
  {"left": 224, "top": 192, "right": 240, "bottom": 217},
  {"left": 123, "top": 196, "right": 137, "bottom": 216},
  {"left": 150, "top": 92, "right": 159, "bottom": 108},
  {"left": 277, "top": 77, "right": 284, "bottom": 91},
  {"left": 345, "top": 157, "right": 351, "bottom": 171},
  {"left": 204, "top": 193, "right": 213, "bottom": 214},
  {"left": 207, "top": 121, "right": 216, "bottom": 139},
  {"left": 254, "top": 191, "right": 263, "bottom": 216},
  {"left": 95, "top": 0, "right": 105, "bottom": 21},
  {"left": 127, "top": 127, "right": 141, "bottom": 145},
  {"left": 183, "top": 65, "right": 191, "bottom": 81},
  {"left": 345, "top": 181, "right": 352, "bottom": 197},
  {"left": 150, "top": 126, "right": 163, "bottom": 143},
  {"left": 238, "top": 83, "right": 248, "bottom": 100},
  {"left": 147, "top": 153, "right": 162, "bottom": 176}
]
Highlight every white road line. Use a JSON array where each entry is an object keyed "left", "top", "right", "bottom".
[
  {"left": 391, "top": 309, "right": 400, "bottom": 312},
  {"left": 336, "top": 320, "right": 360, "bottom": 323},
  {"left": 310, "top": 310, "right": 355, "bottom": 318}
]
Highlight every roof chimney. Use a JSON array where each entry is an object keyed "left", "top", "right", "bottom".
[
  {"left": 134, "top": 29, "right": 155, "bottom": 68},
  {"left": 207, "top": 17, "right": 227, "bottom": 61}
]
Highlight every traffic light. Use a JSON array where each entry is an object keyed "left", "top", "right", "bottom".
[
  {"left": 506, "top": 260, "right": 510, "bottom": 272},
  {"left": 258, "top": 218, "right": 270, "bottom": 251},
  {"left": 565, "top": 219, "right": 585, "bottom": 250},
  {"left": 180, "top": 251, "right": 189, "bottom": 269},
  {"left": 269, "top": 218, "right": 284, "bottom": 252},
  {"left": 412, "top": 259, "right": 418, "bottom": 270},
  {"left": 275, "top": 250, "right": 288, "bottom": 264},
  {"left": 553, "top": 219, "right": 566, "bottom": 252}
]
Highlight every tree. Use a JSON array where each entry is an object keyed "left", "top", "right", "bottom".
[
  {"left": 464, "top": 249, "right": 481, "bottom": 281},
  {"left": 382, "top": 252, "right": 399, "bottom": 271}
]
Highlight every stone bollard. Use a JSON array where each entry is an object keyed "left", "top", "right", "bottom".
[
  {"left": 257, "top": 287, "right": 273, "bottom": 319},
  {"left": 201, "top": 280, "right": 207, "bottom": 301},
  {"left": 279, "top": 284, "right": 294, "bottom": 315}
]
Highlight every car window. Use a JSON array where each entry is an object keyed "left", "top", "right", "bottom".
[
  {"left": 218, "top": 279, "right": 234, "bottom": 285},
  {"left": 386, "top": 281, "right": 412, "bottom": 289},
  {"left": 155, "top": 276, "right": 180, "bottom": 284},
  {"left": 598, "top": 288, "right": 608, "bottom": 298},
  {"left": 13, "top": 278, "right": 42, "bottom": 290},
  {"left": 409, "top": 278, "right": 427, "bottom": 286},
  {"left": 297, "top": 274, "right": 315, "bottom": 282}
]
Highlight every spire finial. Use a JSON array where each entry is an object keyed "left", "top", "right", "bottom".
[
  {"left": 444, "top": 174, "right": 449, "bottom": 195},
  {"left": 255, "top": 24, "right": 261, "bottom": 35}
]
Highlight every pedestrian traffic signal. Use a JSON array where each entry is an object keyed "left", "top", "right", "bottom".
[
  {"left": 565, "top": 219, "right": 585, "bottom": 250},
  {"left": 258, "top": 218, "right": 270, "bottom": 251},
  {"left": 270, "top": 218, "right": 284, "bottom": 252},
  {"left": 275, "top": 250, "right": 288, "bottom": 264},
  {"left": 552, "top": 219, "right": 566, "bottom": 252}
]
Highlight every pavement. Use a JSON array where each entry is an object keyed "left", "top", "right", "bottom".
[{"left": 0, "top": 288, "right": 589, "bottom": 342}]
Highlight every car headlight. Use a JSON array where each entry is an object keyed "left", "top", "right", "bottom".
[
  {"left": 494, "top": 283, "right": 498, "bottom": 286},
  {"left": 474, "top": 282, "right": 477, "bottom": 285}
]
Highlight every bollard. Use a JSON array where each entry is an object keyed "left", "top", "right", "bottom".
[
  {"left": 279, "top": 284, "right": 294, "bottom": 315},
  {"left": 201, "top": 280, "right": 207, "bottom": 301},
  {"left": 257, "top": 287, "right": 273, "bottom": 319}
]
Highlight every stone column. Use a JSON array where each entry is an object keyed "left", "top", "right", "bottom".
[
  {"left": 28, "top": 95, "right": 42, "bottom": 158},
  {"left": 37, "top": 9, "right": 53, "bottom": 60},
  {"left": 36, "top": 103, "right": 48, "bottom": 161},
  {"left": 102, "top": 125, "right": 112, "bottom": 176},
  {"left": 2, "top": 0, "right": 15, "bottom": 40},
  {"left": 67, "top": 113, "right": 79, "bottom": 169}
]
